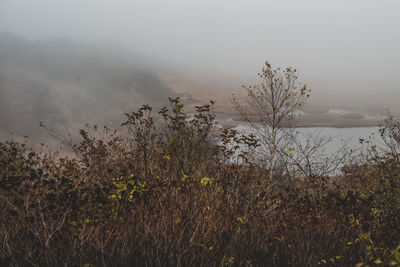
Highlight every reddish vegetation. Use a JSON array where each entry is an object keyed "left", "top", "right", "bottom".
[{"left": 0, "top": 98, "right": 399, "bottom": 266}]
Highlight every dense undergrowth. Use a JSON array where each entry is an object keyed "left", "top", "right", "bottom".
[{"left": 0, "top": 98, "right": 399, "bottom": 266}]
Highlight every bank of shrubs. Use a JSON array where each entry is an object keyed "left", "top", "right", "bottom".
[{"left": 0, "top": 98, "right": 399, "bottom": 266}]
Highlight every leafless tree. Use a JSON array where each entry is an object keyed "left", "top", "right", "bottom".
[
  {"left": 379, "top": 112, "right": 400, "bottom": 160},
  {"left": 282, "top": 130, "right": 352, "bottom": 182},
  {"left": 233, "top": 61, "right": 310, "bottom": 180}
]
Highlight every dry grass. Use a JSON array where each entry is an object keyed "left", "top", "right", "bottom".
[{"left": 0, "top": 99, "right": 399, "bottom": 266}]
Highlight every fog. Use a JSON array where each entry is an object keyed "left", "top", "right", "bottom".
[{"left": 1, "top": 0, "right": 400, "bottom": 140}]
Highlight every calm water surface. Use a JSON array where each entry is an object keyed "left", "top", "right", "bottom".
[{"left": 233, "top": 125, "right": 383, "bottom": 155}]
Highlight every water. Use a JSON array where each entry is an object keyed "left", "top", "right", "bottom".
[
  {"left": 232, "top": 124, "right": 383, "bottom": 156},
  {"left": 295, "top": 126, "right": 381, "bottom": 154}
]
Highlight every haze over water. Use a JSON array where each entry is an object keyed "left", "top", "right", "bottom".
[{"left": 0, "top": 0, "right": 399, "bottom": 141}]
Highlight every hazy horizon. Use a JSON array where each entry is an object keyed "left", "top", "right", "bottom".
[{"left": 1, "top": 0, "right": 399, "bottom": 140}]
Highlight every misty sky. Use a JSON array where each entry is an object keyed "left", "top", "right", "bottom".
[{"left": 1, "top": 0, "right": 400, "bottom": 103}]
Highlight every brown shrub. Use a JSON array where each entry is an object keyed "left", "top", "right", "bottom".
[{"left": 0, "top": 98, "right": 399, "bottom": 266}]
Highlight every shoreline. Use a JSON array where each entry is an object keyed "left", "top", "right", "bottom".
[{"left": 214, "top": 112, "right": 383, "bottom": 129}]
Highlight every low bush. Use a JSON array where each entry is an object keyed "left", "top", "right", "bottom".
[{"left": 0, "top": 98, "right": 399, "bottom": 266}]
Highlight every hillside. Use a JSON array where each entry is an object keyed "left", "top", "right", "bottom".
[{"left": 0, "top": 33, "right": 180, "bottom": 141}]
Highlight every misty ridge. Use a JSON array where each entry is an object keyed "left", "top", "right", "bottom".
[
  {"left": 0, "top": 33, "right": 186, "bottom": 142},
  {"left": 1, "top": 1, "right": 400, "bottom": 266},
  {"left": 1, "top": 28, "right": 399, "bottom": 146}
]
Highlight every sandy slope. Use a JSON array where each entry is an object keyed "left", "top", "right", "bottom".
[{"left": 160, "top": 74, "right": 392, "bottom": 128}]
